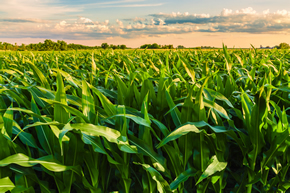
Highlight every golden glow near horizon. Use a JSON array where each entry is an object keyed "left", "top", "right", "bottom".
[{"left": 2, "top": 32, "right": 289, "bottom": 48}]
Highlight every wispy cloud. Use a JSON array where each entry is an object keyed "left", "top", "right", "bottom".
[
  {"left": 0, "top": 0, "right": 81, "bottom": 18},
  {"left": 85, "top": 0, "right": 163, "bottom": 8},
  {"left": 0, "top": 18, "right": 48, "bottom": 23},
  {"left": 98, "top": 3, "right": 164, "bottom": 8},
  {"left": 93, "top": 0, "right": 145, "bottom": 5},
  {"left": 123, "top": 17, "right": 147, "bottom": 22}
]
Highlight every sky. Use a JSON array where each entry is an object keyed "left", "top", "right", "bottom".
[{"left": 1, "top": 0, "right": 290, "bottom": 48}]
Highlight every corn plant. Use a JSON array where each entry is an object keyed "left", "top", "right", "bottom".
[{"left": 0, "top": 47, "right": 289, "bottom": 192}]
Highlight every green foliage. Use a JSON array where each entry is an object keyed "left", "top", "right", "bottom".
[
  {"left": 140, "top": 43, "right": 176, "bottom": 49},
  {"left": 278, "top": 42, "right": 290, "bottom": 49},
  {"left": 101, "top": 43, "right": 109, "bottom": 49},
  {"left": 140, "top": 43, "right": 161, "bottom": 49},
  {"left": 0, "top": 48, "right": 289, "bottom": 192},
  {"left": 120, "top": 44, "right": 127, "bottom": 50},
  {"left": 0, "top": 40, "right": 126, "bottom": 51},
  {"left": 177, "top": 45, "right": 185, "bottom": 49}
]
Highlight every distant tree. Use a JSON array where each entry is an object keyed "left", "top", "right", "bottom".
[
  {"left": 20, "top": 44, "right": 26, "bottom": 51},
  {"left": 161, "top": 45, "right": 168, "bottom": 49},
  {"left": 151, "top": 43, "right": 160, "bottom": 49},
  {"left": 278, "top": 42, "right": 290, "bottom": 49},
  {"left": 140, "top": 44, "right": 151, "bottom": 49},
  {"left": 101, "top": 43, "right": 109, "bottom": 49},
  {"left": 5, "top": 43, "right": 12, "bottom": 50},
  {"left": 161, "top": 44, "right": 174, "bottom": 49},
  {"left": 120, "top": 44, "right": 127, "bottom": 49},
  {"left": 140, "top": 43, "right": 161, "bottom": 49},
  {"left": 37, "top": 42, "right": 43, "bottom": 51},
  {"left": 58, "top": 40, "right": 67, "bottom": 51},
  {"left": 44, "top": 39, "right": 54, "bottom": 50},
  {"left": 111, "top": 45, "right": 118, "bottom": 50},
  {"left": 0, "top": 40, "right": 122, "bottom": 51},
  {"left": 177, "top": 45, "right": 185, "bottom": 49},
  {"left": 14, "top": 43, "right": 19, "bottom": 51}
]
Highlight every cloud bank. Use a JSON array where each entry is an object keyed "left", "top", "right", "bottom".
[
  {"left": 1, "top": 7, "right": 290, "bottom": 40},
  {"left": 149, "top": 7, "right": 290, "bottom": 33}
]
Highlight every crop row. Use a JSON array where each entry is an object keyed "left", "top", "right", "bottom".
[{"left": 0, "top": 47, "right": 289, "bottom": 192}]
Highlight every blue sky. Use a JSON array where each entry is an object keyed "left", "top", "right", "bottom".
[{"left": 1, "top": 0, "right": 290, "bottom": 47}]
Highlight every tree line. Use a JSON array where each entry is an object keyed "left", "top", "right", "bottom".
[
  {"left": 0, "top": 40, "right": 127, "bottom": 51},
  {"left": 139, "top": 44, "right": 186, "bottom": 49},
  {"left": 0, "top": 40, "right": 181, "bottom": 51},
  {"left": 1, "top": 39, "right": 289, "bottom": 51}
]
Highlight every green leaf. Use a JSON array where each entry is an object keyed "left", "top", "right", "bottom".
[
  {"left": 196, "top": 155, "right": 227, "bottom": 184},
  {"left": 81, "top": 133, "right": 120, "bottom": 165},
  {"left": 40, "top": 98, "right": 90, "bottom": 123},
  {"left": 179, "top": 56, "right": 195, "bottom": 83},
  {"left": 23, "top": 121, "right": 61, "bottom": 131},
  {"left": 54, "top": 70, "right": 70, "bottom": 124},
  {"left": 12, "top": 125, "right": 38, "bottom": 148},
  {"left": 90, "top": 86, "right": 116, "bottom": 117},
  {"left": 181, "top": 86, "right": 194, "bottom": 124},
  {"left": 193, "top": 77, "right": 210, "bottom": 122},
  {"left": 70, "top": 123, "right": 137, "bottom": 153},
  {"left": 157, "top": 121, "right": 240, "bottom": 148},
  {"left": 165, "top": 88, "right": 181, "bottom": 127},
  {"left": 31, "top": 97, "right": 55, "bottom": 155},
  {"left": 0, "top": 177, "right": 15, "bottom": 192},
  {"left": 27, "top": 60, "right": 50, "bottom": 89},
  {"left": 82, "top": 80, "right": 95, "bottom": 123},
  {"left": 135, "top": 162, "right": 172, "bottom": 193},
  {"left": 203, "top": 88, "right": 234, "bottom": 108},
  {"left": 170, "top": 167, "right": 196, "bottom": 190},
  {"left": 0, "top": 154, "right": 78, "bottom": 173},
  {"left": 105, "top": 114, "right": 151, "bottom": 128},
  {"left": 157, "top": 123, "right": 203, "bottom": 149},
  {"left": 3, "top": 105, "right": 14, "bottom": 138},
  {"left": 128, "top": 134, "right": 166, "bottom": 172}
]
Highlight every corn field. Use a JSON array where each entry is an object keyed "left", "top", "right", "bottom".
[{"left": 0, "top": 47, "right": 289, "bottom": 193}]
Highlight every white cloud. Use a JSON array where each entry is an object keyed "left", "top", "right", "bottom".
[
  {"left": 235, "top": 7, "right": 256, "bottom": 14},
  {"left": 59, "top": 21, "right": 67, "bottom": 26},
  {"left": 149, "top": 7, "right": 290, "bottom": 33},
  {"left": 78, "top": 17, "right": 93, "bottom": 24},
  {"left": 158, "top": 19, "right": 165, "bottom": 26},
  {"left": 263, "top": 9, "right": 270, "bottom": 15},
  {"left": 116, "top": 19, "right": 124, "bottom": 27},
  {"left": 221, "top": 9, "right": 233, "bottom": 16},
  {"left": 2, "top": 7, "right": 290, "bottom": 40}
]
